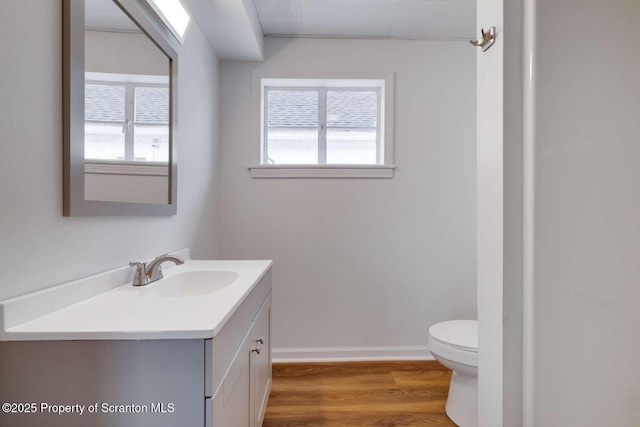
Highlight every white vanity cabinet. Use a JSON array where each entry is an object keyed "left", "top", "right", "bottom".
[{"left": 0, "top": 262, "right": 272, "bottom": 427}]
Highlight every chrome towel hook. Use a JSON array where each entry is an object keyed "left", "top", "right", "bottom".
[{"left": 470, "top": 26, "right": 497, "bottom": 52}]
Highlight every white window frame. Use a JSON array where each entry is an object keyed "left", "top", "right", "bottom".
[{"left": 250, "top": 70, "right": 396, "bottom": 178}]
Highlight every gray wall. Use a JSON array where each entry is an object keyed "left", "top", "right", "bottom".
[
  {"left": 219, "top": 37, "right": 477, "bottom": 356},
  {"left": 533, "top": 0, "right": 640, "bottom": 425},
  {"left": 0, "top": 0, "right": 220, "bottom": 300}
]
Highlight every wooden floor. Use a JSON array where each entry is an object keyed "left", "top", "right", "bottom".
[{"left": 263, "top": 361, "right": 456, "bottom": 427}]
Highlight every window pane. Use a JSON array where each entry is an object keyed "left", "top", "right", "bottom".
[
  {"left": 135, "top": 86, "right": 169, "bottom": 124},
  {"left": 327, "top": 91, "right": 377, "bottom": 128},
  {"left": 134, "top": 86, "right": 169, "bottom": 162},
  {"left": 85, "top": 84, "right": 126, "bottom": 122},
  {"left": 327, "top": 129, "right": 377, "bottom": 164},
  {"left": 266, "top": 90, "right": 318, "bottom": 164},
  {"left": 84, "top": 122, "right": 125, "bottom": 160},
  {"left": 267, "top": 90, "right": 318, "bottom": 127},
  {"left": 266, "top": 128, "right": 318, "bottom": 164},
  {"left": 327, "top": 91, "right": 378, "bottom": 164},
  {"left": 134, "top": 125, "right": 169, "bottom": 162},
  {"left": 85, "top": 84, "right": 126, "bottom": 160}
]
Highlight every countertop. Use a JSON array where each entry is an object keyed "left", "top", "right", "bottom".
[{"left": 0, "top": 259, "right": 272, "bottom": 341}]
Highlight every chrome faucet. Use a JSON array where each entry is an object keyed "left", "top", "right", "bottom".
[{"left": 129, "top": 253, "right": 185, "bottom": 286}]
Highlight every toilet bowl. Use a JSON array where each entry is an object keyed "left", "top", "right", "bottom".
[{"left": 428, "top": 320, "right": 478, "bottom": 427}]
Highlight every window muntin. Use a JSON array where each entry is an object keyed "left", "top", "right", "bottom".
[
  {"left": 263, "top": 87, "right": 381, "bottom": 165},
  {"left": 84, "top": 81, "right": 169, "bottom": 162}
]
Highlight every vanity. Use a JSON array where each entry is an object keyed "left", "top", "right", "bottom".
[{"left": 0, "top": 251, "right": 272, "bottom": 427}]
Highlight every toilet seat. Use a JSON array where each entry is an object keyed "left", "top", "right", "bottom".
[{"left": 428, "top": 320, "right": 478, "bottom": 368}]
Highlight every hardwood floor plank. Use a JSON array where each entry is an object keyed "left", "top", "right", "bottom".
[
  {"left": 391, "top": 370, "right": 452, "bottom": 388},
  {"left": 263, "top": 361, "right": 457, "bottom": 427}
]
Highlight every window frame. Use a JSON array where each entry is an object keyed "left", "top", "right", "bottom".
[{"left": 250, "top": 71, "right": 396, "bottom": 179}]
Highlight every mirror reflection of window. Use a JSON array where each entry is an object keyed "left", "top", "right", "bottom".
[
  {"left": 84, "top": 79, "right": 169, "bottom": 162},
  {"left": 84, "top": 83, "right": 126, "bottom": 160},
  {"left": 134, "top": 85, "right": 169, "bottom": 162},
  {"left": 83, "top": 0, "right": 171, "bottom": 205},
  {"left": 84, "top": 0, "right": 170, "bottom": 164}
]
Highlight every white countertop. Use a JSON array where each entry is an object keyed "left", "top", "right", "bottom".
[{"left": 0, "top": 259, "right": 272, "bottom": 341}]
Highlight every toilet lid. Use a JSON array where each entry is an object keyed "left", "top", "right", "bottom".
[{"left": 428, "top": 320, "right": 478, "bottom": 352}]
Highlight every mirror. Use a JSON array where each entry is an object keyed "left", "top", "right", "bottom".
[{"left": 63, "top": 0, "right": 179, "bottom": 216}]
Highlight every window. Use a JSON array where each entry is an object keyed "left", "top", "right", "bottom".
[
  {"left": 145, "top": 0, "right": 191, "bottom": 44},
  {"left": 250, "top": 73, "right": 395, "bottom": 178},
  {"left": 84, "top": 80, "right": 169, "bottom": 162},
  {"left": 265, "top": 89, "right": 379, "bottom": 165}
]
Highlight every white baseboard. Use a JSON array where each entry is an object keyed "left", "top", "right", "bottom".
[{"left": 272, "top": 346, "right": 434, "bottom": 363}]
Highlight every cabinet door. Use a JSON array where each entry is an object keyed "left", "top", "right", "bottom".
[
  {"left": 251, "top": 295, "right": 272, "bottom": 427},
  {"left": 211, "top": 330, "right": 251, "bottom": 427}
]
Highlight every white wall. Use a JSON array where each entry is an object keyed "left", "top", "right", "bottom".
[
  {"left": 531, "top": 0, "right": 640, "bottom": 425},
  {"left": 0, "top": 0, "right": 220, "bottom": 300},
  {"left": 85, "top": 30, "right": 168, "bottom": 75},
  {"left": 476, "top": 0, "right": 504, "bottom": 425},
  {"left": 219, "top": 37, "right": 476, "bottom": 358}
]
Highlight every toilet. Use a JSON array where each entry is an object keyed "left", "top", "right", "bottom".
[{"left": 428, "top": 320, "right": 478, "bottom": 427}]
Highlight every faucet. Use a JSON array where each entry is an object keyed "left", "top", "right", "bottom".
[{"left": 129, "top": 253, "right": 185, "bottom": 286}]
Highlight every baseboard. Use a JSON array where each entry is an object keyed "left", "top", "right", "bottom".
[{"left": 272, "top": 346, "right": 434, "bottom": 363}]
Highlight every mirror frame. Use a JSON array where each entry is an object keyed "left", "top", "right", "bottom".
[{"left": 63, "top": 0, "right": 179, "bottom": 216}]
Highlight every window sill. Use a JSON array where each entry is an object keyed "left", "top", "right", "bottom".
[
  {"left": 85, "top": 160, "right": 168, "bottom": 177},
  {"left": 248, "top": 164, "right": 396, "bottom": 179}
]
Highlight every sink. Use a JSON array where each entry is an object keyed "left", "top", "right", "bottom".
[{"left": 148, "top": 271, "right": 239, "bottom": 297}]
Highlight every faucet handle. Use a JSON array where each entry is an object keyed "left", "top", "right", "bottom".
[
  {"left": 129, "top": 261, "right": 146, "bottom": 272},
  {"left": 129, "top": 262, "right": 149, "bottom": 286}
]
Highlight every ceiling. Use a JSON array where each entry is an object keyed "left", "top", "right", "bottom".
[
  {"left": 184, "top": 0, "right": 476, "bottom": 61},
  {"left": 253, "top": 0, "right": 476, "bottom": 40},
  {"left": 85, "top": 0, "right": 140, "bottom": 32}
]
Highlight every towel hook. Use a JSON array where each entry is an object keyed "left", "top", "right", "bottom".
[{"left": 470, "top": 26, "right": 497, "bottom": 52}]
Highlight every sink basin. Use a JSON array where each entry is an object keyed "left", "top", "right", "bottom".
[{"left": 149, "top": 271, "right": 239, "bottom": 297}]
